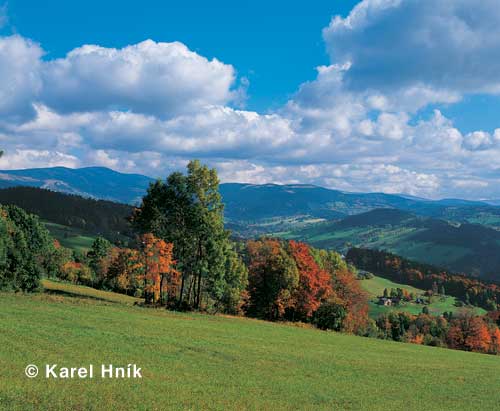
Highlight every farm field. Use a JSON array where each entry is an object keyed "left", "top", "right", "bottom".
[
  {"left": 43, "top": 221, "right": 97, "bottom": 252},
  {"left": 360, "top": 274, "right": 486, "bottom": 318},
  {"left": 1, "top": 283, "right": 500, "bottom": 410}
]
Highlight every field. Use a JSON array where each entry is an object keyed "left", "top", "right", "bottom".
[
  {"left": 43, "top": 221, "right": 97, "bottom": 252},
  {"left": 1, "top": 283, "right": 500, "bottom": 410},
  {"left": 360, "top": 275, "right": 486, "bottom": 318}
]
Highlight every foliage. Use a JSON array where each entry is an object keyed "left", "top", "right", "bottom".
[
  {"left": 246, "top": 238, "right": 299, "bottom": 320},
  {"left": 0, "top": 186, "right": 134, "bottom": 243},
  {"left": 347, "top": 247, "right": 500, "bottom": 311},
  {"left": 0, "top": 205, "right": 55, "bottom": 291},
  {"left": 245, "top": 238, "right": 368, "bottom": 331},
  {"left": 131, "top": 160, "right": 247, "bottom": 312}
]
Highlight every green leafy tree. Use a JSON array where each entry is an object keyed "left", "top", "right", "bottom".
[
  {"left": 0, "top": 206, "right": 47, "bottom": 291},
  {"left": 246, "top": 239, "right": 299, "bottom": 320},
  {"left": 132, "top": 160, "right": 246, "bottom": 311},
  {"left": 313, "top": 301, "right": 347, "bottom": 331},
  {"left": 88, "top": 236, "right": 112, "bottom": 284}
]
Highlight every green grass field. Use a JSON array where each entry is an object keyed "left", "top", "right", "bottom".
[
  {"left": 41, "top": 279, "right": 140, "bottom": 305},
  {"left": 43, "top": 221, "right": 97, "bottom": 252},
  {"left": 360, "top": 275, "right": 486, "bottom": 318},
  {"left": 1, "top": 283, "right": 500, "bottom": 410}
]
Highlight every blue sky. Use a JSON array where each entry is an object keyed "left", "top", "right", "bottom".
[
  {"left": 1, "top": 0, "right": 500, "bottom": 200},
  {"left": 7, "top": 0, "right": 360, "bottom": 112}
]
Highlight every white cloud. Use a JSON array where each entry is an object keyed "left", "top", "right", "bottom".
[
  {"left": 0, "top": 149, "right": 79, "bottom": 169},
  {"left": 40, "top": 40, "right": 239, "bottom": 118},
  {"left": 2, "top": 1, "right": 500, "bottom": 200},
  {"left": 0, "top": 36, "right": 43, "bottom": 123},
  {"left": 323, "top": 0, "right": 500, "bottom": 100}
]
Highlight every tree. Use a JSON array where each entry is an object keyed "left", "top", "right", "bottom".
[
  {"left": 246, "top": 239, "right": 299, "bottom": 320},
  {"left": 106, "top": 248, "right": 142, "bottom": 295},
  {"left": 139, "top": 233, "right": 178, "bottom": 305},
  {"left": 288, "top": 241, "right": 332, "bottom": 320},
  {"left": 0, "top": 205, "right": 54, "bottom": 292},
  {"left": 88, "top": 237, "right": 112, "bottom": 284},
  {"left": 313, "top": 302, "right": 347, "bottom": 331},
  {"left": 132, "top": 160, "right": 246, "bottom": 311},
  {"left": 447, "top": 315, "right": 492, "bottom": 353},
  {"left": 212, "top": 242, "right": 248, "bottom": 314}
]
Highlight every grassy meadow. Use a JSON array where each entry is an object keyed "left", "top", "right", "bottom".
[
  {"left": 360, "top": 274, "right": 486, "bottom": 318},
  {"left": 1, "top": 282, "right": 500, "bottom": 410},
  {"left": 43, "top": 221, "right": 97, "bottom": 252}
]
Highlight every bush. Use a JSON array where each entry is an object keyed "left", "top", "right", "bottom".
[{"left": 313, "top": 301, "right": 347, "bottom": 331}]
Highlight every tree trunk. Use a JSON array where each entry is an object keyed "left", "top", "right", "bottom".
[
  {"left": 159, "top": 274, "right": 165, "bottom": 306},
  {"left": 187, "top": 275, "right": 194, "bottom": 306},
  {"left": 195, "top": 272, "right": 202, "bottom": 309},
  {"left": 178, "top": 274, "right": 185, "bottom": 307}
]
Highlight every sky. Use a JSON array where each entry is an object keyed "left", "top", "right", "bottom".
[{"left": 1, "top": 0, "right": 500, "bottom": 200}]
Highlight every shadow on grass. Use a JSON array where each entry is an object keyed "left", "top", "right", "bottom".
[{"left": 43, "top": 289, "right": 121, "bottom": 304}]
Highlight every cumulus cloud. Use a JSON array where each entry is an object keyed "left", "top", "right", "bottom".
[
  {"left": 323, "top": 0, "right": 500, "bottom": 98},
  {"left": 40, "top": 40, "right": 240, "bottom": 118},
  {"left": 2, "top": 1, "right": 500, "bottom": 200},
  {"left": 0, "top": 149, "right": 79, "bottom": 169},
  {"left": 0, "top": 36, "right": 43, "bottom": 123}
]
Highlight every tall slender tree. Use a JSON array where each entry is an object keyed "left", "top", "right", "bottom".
[{"left": 132, "top": 160, "right": 245, "bottom": 311}]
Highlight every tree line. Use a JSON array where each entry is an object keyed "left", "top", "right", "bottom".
[
  {"left": 347, "top": 247, "right": 500, "bottom": 311},
  {"left": 0, "top": 186, "right": 134, "bottom": 243},
  {"left": 372, "top": 311, "right": 500, "bottom": 355}
]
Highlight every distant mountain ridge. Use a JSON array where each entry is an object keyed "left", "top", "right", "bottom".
[
  {"left": 0, "top": 166, "right": 154, "bottom": 205},
  {"left": 0, "top": 166, "right": 499, "bottom": 229}
]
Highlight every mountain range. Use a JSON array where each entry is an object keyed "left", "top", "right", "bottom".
[
  {"left": 0, "top": 166, "right": 153, "bottom": 205},
  {"left": 1, "top": 166, "right": 500, "bottom": 230},
  {"left": 2, "top": 166, "right": 500, "bottom": 279}
]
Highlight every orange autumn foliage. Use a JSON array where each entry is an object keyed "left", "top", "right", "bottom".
[
  {"left": 447, "top": 315, "right": 492, "bottom": 353},
  {"left": 330, "top": 267, "right": 369, "bottom": 333},
  {"left": 139, "top": 233, "right": 179, "bottom": 305},
  {"left": 289, "top": 241, "right": 332, "bottom": 319},
  {"left": 490, "top": 327, "right": 500, "bottom": 354}
]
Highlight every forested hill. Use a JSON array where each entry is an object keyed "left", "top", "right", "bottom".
[
  {"left": 0, "top": 186, "right": 134, "bottom": 241},
  {"left": 284, "top": 208, "right": 500, "bottom": 281}
]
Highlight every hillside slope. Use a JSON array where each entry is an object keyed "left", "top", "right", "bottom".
[
  {"left": 2, "top": 285, "right": 500, "bottom": 410},
  {"left": 0, "top": 186, "right": 134, "bottom": 242},
  {"left": 283, "top": 209, "right": 500, "bottom": 279},
  {"left": 359, "top": 274, "right": 485, "bottom": 318}
]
